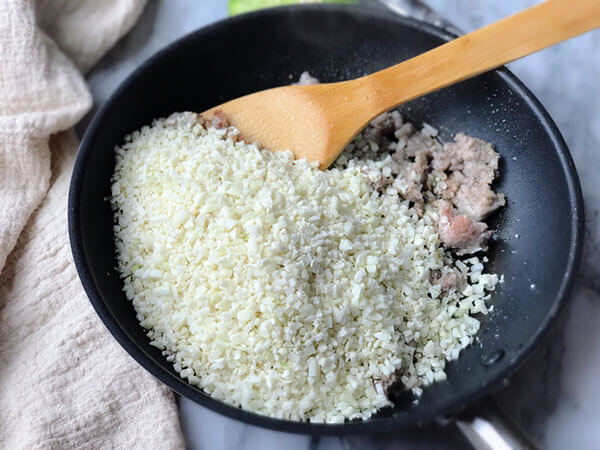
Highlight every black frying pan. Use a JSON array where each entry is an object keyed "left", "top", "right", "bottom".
[{"left": 68, "top": 5, "right": 583, "bottom": 435}]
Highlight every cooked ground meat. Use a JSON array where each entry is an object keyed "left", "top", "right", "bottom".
[
  {"left": 335, "top": 111, "right": 504, "bottom": 255},
  {"left": 338, "top": 116, "right": 443, "bottom": 214},
  {"left": 206, "top": 110, "right": 245, "bottom": 143},
  {"left": 208, "top": 109, "right": 229, "bottom": 129},
  {"left": 432, "top": 133, "right": 506, "bottom": 221},
  {"left": 437, "top": 200, "right": 493, "bottom": 255},
  {"left": 432, "top": 267, "right": 467, "bottom": 292},
  {"left": 362, "top": 109, "right": 405, "bottom": 145},
  {"left": 392, "top": 122, "right": 442, "bottom": 212}
]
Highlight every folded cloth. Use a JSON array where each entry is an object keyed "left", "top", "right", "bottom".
[{"left": 0, "top": 1, "right": 184, "bottom": 448}]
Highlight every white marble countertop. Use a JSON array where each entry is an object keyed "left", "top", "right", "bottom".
[{"left": 83, "top": 1, "right": 600, "bottom": 448}]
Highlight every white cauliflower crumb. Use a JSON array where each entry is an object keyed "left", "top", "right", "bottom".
[{"left": 111, "top": 112, "right": 498, "bottom": 424}]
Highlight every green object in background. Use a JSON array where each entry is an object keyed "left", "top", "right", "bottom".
[{"left": 228, "top": 0, "right": 357, "bottom": 16}]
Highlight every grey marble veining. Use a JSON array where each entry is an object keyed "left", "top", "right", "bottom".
[{"left": 83, "top": 1, "right": 600, "bottom": 449}]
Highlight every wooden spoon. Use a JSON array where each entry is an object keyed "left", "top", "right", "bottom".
[{"left": 203, "top": 0, "right": 599, "bottom": 169}]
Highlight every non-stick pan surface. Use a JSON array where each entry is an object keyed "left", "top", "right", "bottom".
[{"left": 69, "top": 5, "right": 583, "bottom": 434}]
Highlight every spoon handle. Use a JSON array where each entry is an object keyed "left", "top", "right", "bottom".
[{"left": 360, "top": 0, "right": 600, "bottom": 116}]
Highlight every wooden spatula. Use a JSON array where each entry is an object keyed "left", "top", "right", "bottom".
[{"left": 203, "top": 0, "right": 599, "bottom": 169}]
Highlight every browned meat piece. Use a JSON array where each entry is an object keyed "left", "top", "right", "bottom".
[
  {"left": 362, "top": 111, "right": 404, "bottom": 144},
  {"left": 437, "top": 200, "right": 492, "bottom": 255},
  {"left": 432, "top": 133, "right": 505, "bottom": 221},
  {"left": 438, "top": 272, "right": 461, "bottom": 291},
  {"left": 206, "top": 110, "right": 250, "bottom": 144},
  {"left": 209, "top": 109, "right": 230, "bottom": 129},
  {"left": 388, "top": 123, "right": 443, "bottom": 213},
  {"left": 455, "top": 182, "right": 505, "bottom": 221},
  {"left": 433, "top": 269, "right": 466, "bottom": 292}
]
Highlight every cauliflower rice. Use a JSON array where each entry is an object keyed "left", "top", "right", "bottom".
[{"left": 111, "top": 112, "right": 499, "bottom": 423}]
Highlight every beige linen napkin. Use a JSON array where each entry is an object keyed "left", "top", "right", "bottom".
[{"left": 0, "top": 1, "right": 184, "bottom": 448}]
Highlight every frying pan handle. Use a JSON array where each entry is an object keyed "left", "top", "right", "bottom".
[
  {"left": 372, "top": 0, "right": 462, "bottom": 35},
  {"left": 454, "top": 402, "right": 539, "bottom": 450}
]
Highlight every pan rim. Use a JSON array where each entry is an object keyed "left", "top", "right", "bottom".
[{"left": 68, "top": 3, "right": 584, "bottom": 435}]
